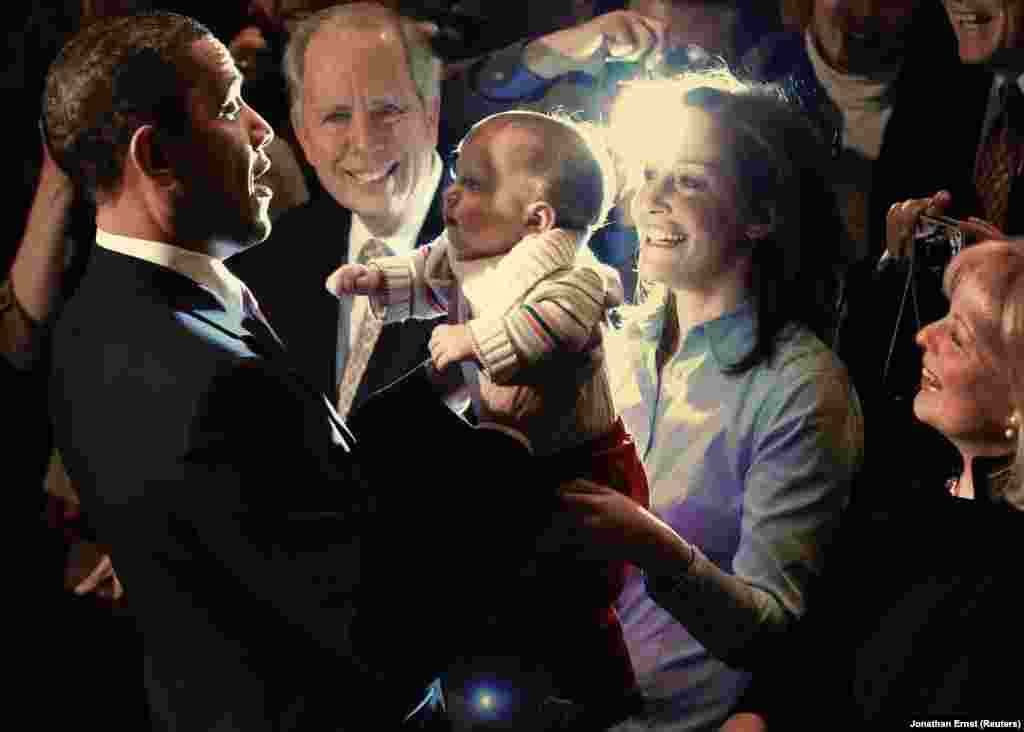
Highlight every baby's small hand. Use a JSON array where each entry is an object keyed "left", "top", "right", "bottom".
[
  {"left": 429, "top": 323, "right": 476, "bottom": 371},
  {"left": 325, "top": 263, "right": 383, "bottom": 297}
]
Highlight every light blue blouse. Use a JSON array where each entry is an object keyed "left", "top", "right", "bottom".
[{"left": 605, "top": 301, "right": 864, "bottom": 731}]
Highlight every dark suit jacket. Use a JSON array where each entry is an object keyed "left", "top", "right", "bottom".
[
  {"left": 226, "top": 187, "right": 446, "bottom": 414},
  {"left": 48, "top": 246, "right": 436, "bottom": 731},
  {"left": 50, "top": 245, "right": 545, "bottom": 730}
]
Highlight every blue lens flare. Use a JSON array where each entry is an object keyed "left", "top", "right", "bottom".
[{"left": 474, "top": 687, "right": 500, "bottom": 716}]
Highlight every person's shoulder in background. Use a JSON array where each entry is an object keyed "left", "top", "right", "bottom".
[{"left": 740, "top": 30, "right": 806, "bottom": 83}]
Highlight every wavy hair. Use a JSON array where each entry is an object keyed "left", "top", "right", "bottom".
[{"left": 617, "top": 68, "right": 843, "bottom": 374}]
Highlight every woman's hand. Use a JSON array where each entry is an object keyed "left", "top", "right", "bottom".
[
  {"left": 37, "top": 132, "right": 74, "bottom": 202},
  {"left": 542, "top": 479, "right": 687, "bottom": 573},
  {"left": 885, "top": 190, "right": 953, "bottom": 259},
  {"left": 524, "top": 11, "right": 667, "bottom": 78},
  {"left": 72, "top": 552, "right": 124, "bottom": 601}
]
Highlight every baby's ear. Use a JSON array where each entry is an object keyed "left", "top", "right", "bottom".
[{"left": 525, "top": 200, "right": 557, "bottom": 234}]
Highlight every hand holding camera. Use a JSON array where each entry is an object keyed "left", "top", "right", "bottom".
[{"left": 884, "top": 191, "right": 1007, "bottom": 269}]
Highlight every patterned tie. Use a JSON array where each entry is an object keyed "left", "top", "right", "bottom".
[
  {"left": 336, "top": 238, "right": 394, "bottom": 417},
  {"left": 974, "top": 81, "right": 1024, "bottom": 233}
]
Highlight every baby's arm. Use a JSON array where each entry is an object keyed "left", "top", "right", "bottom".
[
  {"left": 469, "top": 266, "right": 614, "bottom": 384},
  {"left": 325, "top": 263, "right": 383, "bottom": 297},
  {"left": 325, "top": 244, "right": 451, "bottom": 324}
]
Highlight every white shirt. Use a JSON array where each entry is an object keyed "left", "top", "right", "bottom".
[
  {"left": 336, "top": 151, "right": 444, "bottom": 378},
  {"left": 95, "top": 229, "right": 245, "bottom": 312}
]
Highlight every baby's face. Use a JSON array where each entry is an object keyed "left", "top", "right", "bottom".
[{"left": 443, "top": 120, "right": 543, "bottom": 262}]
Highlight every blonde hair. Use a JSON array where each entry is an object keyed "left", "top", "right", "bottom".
[{"left": 944, "top": 239, "right": 1024, "bottom": 507}]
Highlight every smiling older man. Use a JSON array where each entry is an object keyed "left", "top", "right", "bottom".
[
  {"left": 226, "top": 3, "right": 447, "bottom": 417},
  {"left": 939, "top": 0, "right": 1024, "bottom": 233},
  {"left": 226, "top": 1, "right": 671, "bottom": 415}
]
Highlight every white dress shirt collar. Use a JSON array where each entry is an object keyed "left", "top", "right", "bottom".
[
  {"left": 348, "top": 150, "right": 443, "bottom": 260},
  {"left": 95, "top": 229, "right": 245, "bottom": 313}
]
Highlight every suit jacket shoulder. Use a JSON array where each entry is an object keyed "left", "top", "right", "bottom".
[{"left": 47, "top": 246, "right": 398, "bottom": 731}]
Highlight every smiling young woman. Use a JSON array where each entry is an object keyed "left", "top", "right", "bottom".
[{"left": 592, "top": 70, "right": 861, "bottom": 731}]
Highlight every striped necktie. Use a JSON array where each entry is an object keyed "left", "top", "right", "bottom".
[
  {"left": 975, "top": 81, "right": 1024, "bottom": 233},
  {"left": 336, "top": 238, "right": 394, "bottom": 417}
]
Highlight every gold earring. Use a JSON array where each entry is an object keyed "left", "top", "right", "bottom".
[{"left": 1007, "top": 414, "right": 1020, "bottom": 441}]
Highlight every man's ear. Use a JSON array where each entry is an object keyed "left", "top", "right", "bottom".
[
  {"left": 129, "top": 125, "right": 174, "bottom": 183},
  {"left": 525, "top": 200, "right": 556, "bottom": 234}
]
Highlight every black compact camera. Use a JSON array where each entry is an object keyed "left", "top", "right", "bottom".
[{"left": 913, "top": 213, "right": 973, "bottom": 275}]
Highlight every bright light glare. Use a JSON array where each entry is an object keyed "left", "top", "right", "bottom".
[
  {"left": 477, "top": 692, "right": 495, "bottom": 710},
  {"left": 607, "top": 73, "right": 747, "bottom": 189}
]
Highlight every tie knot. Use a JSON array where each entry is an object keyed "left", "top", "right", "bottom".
[{"left": 357, "top": 238, "right": 394, "bottom": 265}]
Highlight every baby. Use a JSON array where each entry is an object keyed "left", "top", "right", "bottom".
[{"left": 328, "top": 110, "right": 648, "bottom": 724}]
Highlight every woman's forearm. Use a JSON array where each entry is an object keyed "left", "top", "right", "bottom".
[
  {"left": 2, "top": 159, "right": 74, "bottom": 367},
  {"left": 641, "top": 529, "right": 790, "bottom": 667},
  {"left": 11, "top": 168, "right": 74, "bottom": 324}
]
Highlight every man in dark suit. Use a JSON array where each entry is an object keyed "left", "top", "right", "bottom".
[
  {"left": 227, "top": 3, "right": 449, "bottom": 416},
  {"left": 45, "top": 11, "right": 537, "bottom": 730},
  {"left": 889, "top": 0, "right": 1024, "bottom": 236}
]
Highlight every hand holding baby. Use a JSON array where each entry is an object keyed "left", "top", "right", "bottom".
[{"left": 325, "top": 263, "right": 383, "bottom": 297}]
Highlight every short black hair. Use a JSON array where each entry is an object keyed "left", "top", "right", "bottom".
[{"left": 42, "top": 11, "right": 212, "bottom": 202}]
